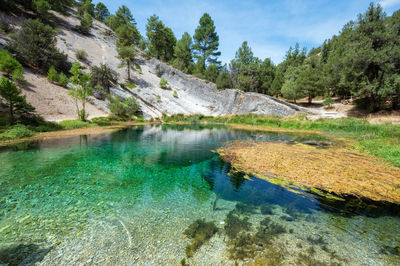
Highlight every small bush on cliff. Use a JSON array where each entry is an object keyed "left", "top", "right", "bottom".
[{"left": 107, "top": 95, "right": 140, "bottom": 120}]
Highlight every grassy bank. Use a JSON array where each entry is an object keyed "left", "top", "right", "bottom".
[
  {"left": 0, "top": 117, "right": 136, "bottom": 142},
  {"left": 163, "top": 114, "right": 400, "bottom": 167}
]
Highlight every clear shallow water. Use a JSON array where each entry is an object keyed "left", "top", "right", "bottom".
[{"left": 0, "top": 125, "right": 399, "bottom": 265}]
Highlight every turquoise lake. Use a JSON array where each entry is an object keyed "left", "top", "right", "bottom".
[{"left": 0, "top": 125, "right": 399, "bottom": 265}]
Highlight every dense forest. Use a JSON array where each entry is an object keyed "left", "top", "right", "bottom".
[{"left": 1, "top": 0, "right": 399, "bottom": 116}]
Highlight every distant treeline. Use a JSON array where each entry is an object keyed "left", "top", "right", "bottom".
[{"left": 1, "top": 1, "right": 399, "bottom": 110}]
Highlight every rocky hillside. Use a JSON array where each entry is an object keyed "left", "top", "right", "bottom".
[{"left": 0, "top": 9, "right": 311, "bottom": 120}]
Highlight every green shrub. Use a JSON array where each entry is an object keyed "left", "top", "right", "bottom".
[
  {"left": 59, "top": 119, "right": 94, "bottom": 129},
  {"left": 10, "top": 19, "right": 68, "bottom": 72},
  {"left": 47, "top": 66, "right": 58, "bottom": 82},
  {"left": 91, "top": 116, "right": 112, "bottom": 126},
  {"left": 120, "top": 82, "right": 136, "bottom": 89},
  {"left": 0, "top": 49, "right": 24, "bottom": 82},
  {"left": 107, "top": 95, "right": 140, "bottom": 120},
  {"left": 159, "top": 77, "right": 169, "bottom": 89},
  {"left": 323, "top": 97, "right": 335, "bottom": 109},
  {"left": 77, "top": 13, "right": 93, "bottom": 35},
  {"left": 75, "top": 49, "right": 88, "bottom": 62},
  {"left": 58, "top": 72, "right": 68, "bottom": 87},
  {"left": 173, "top": 90, "right": 178, "bottom": 98},
  {"left": 0, "top": 124, "right": 35, "bottom": 141}
]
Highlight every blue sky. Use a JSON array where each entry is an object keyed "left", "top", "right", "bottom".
[{"left": 95, "top": 0, "right": 400, "bottom": 65}]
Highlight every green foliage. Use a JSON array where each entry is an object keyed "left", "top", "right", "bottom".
[
  {"left": 270, "top": 72, "right": 283, "bottom": 96},
  {"left": 0, "top": 50, "right": 25, "bottom": 83},
  {"left": 106, "top": 5, "right": 136, "bottom": 30},
  {"left": 10, "top": 19, "right": 67, "bottom": 71},
  {"left": 193, "top": 13, "right": 221, "bottom": 66},
  {"left": 323, "top": 96, "right": 335, "bottom": 108},
  {"left": 204, "top": 64, "right": 219, "bottom": 83},
  {"left": 184, "top": 219, "right": 218, "bottom": 257},
  {"left": 94, "top": 2, "right": 109, "bottom": 21},
  {"left": 78, "top": 0, "right": 94, "bottom": 17},
  {"left": 173, "top": 90, "right": 178, "bottom": 98},
  {"left": 32, "top": 0, "right": 51, "bottom": 19},
  {"left": 296, "top": 63, "right": 326, "bottom": 103},
  {"left": 75, "top": 49, "right": 88, "bottom": 62},
  {"left": 58, "top": 72, "right": 68, "bottom": 87},
  {"left": 77, "top": 13, "right": 93, "bottom": 35},
  {"left": 91, "top": 63, "right": 118, "bottom": 94},
  {"left": 116, "top": 23, "right": 141, "bottom": 47},
  {"left": 146, "top": 15, "right": 176, "bottom": 61},
  {"left": 0, "top": 78, "right": 35, "bottom": 124},
  {"left": 216, "top": 64, "right": 232, "bottom": 89},
  {"left": 229, "top": 42, "right": 276, "bottom": 94},
  {"left": 47, "top": 66, "right": 58, "bottom": 82},
  {"left": 91, "top": 116, "right": 111, "bottom": 126},
  {"left": 59, "top": 119, "right": 94, "bottom": 129},
  {"left": 320, "top": 3, "right": 400, "bottom": 110},
  {"left": 116, "top": 45, "right": 141, "bottom": 80},
  {"left": 68, "top": 62, "right": 93, "bottom": 121},
  {"left": 107, "top": 95, "right": 140, "bottom": 120},
  {"left": 172, "top": 32, "right": 193, "bottom": 73},
  {"left": 159, "top": 77, "right": 168, "bottom": 89},
  {"left": 281, "top": 65, "right": 304, "bottom": 102},
  {"left": 0, "top": 124, "right": 35, "bottom": 141}
]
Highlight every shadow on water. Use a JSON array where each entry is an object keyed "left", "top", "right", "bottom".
[
  {"left": 0, "top": 244, "right": 52, "bottom": 266},
  {"left": 203, "top": 158, "right": 400, "bottom": 218}
]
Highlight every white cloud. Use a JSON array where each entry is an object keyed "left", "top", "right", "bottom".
[{"left": 379, "top": 0, "right": 400, "bottom": 7}]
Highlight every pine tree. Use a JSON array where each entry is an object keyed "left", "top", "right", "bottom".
[
  {"left": 193, "top": 13, "right": 221, "bottom": 69},
  {"left": 0, "top": 77, "right": 35, "bottom": 124},
  {"left": 173, "top": 32, "right": 193, "bottom": 73},
  {"left": 94, "top": 2, "right": 109, "bottom": 21}
]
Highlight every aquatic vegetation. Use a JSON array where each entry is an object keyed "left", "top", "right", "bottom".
[
  {"left": 226, "top": 213, "right": 287, "bottom": 260},
  {"left": 224, "top": 210, "right": 251, "bottom": 239},
  {"left": 235, "top": 202, "right": 255, "bottom": 214},
  {"left": 218, "top": 141, "right": 400, "bottom": 203},
  {"left": 184, "top": 219, "right": 218, "bottom": 257},
  {"left": 260, "top": 204, "right": 274, "bottom": 215},
  {"left": 380, "top": 245, "right": 400, "bottom": 256},
  {"left": 228, "top": 232, "right": 255, "bottom": 260},
  {"left": 260, "top": 217, "right": 271, "bottom": 227}
]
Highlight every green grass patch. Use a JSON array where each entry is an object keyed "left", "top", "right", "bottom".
[
  {"left": 59, "top": 120, "right": 96, "bottom": 129},
  {"left": 0, "top": 124, "right": 36, "bottom": 141}
]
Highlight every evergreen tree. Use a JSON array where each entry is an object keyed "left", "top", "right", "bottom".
[
  {"left": 216, "top": 64, "right": 232, "bottom": 89},
  {"left": 193, "top": 13, "right": 221, "bottom": 70},
  {"left": 10, "top": 19, "right": 67, "bottom": 71},
  {"left": 173, "top": 32, "right": 193, "bottom": 73},
  {"left": 204, "top": 64, "right": 219, "bottom": 83},
  {"left": 91, "top": 63, "right": 119, "bottom": 94},
  {"left": 106, "top": 5, "right": 135, "bottom": 30},
  {"left": 146, "top": 15, "right": 176, "bottom": 61},
  {"left": 116, "top": 23, "right": 140, "bottom": 47},
  {"left": 94, "top": 2, "right": 110, "bottom": 21},
  {"left": 0, "top": 77, "right": 35, "bottom": 124},
  {"left": 32, "top": 0, "right": 51, "bottom": 19},
  {"left": 270, "top": 72, "right": 283, "bottom": 97},
  {"left": 116, "top": 46, "right": 141, "bottom": 80}
]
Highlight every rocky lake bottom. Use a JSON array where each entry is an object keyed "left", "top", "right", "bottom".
[{"left": 0, "top": 125, "right": 399, "bottom": 265}]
